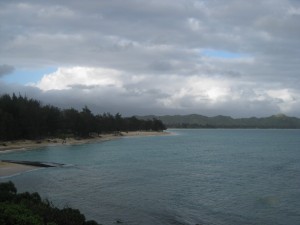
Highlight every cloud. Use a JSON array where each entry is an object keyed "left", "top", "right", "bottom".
[
  {"left": 35, "top": 67, "right": 122, "bottom": 91},
  {"left": 23, "top": 67, "right": 300, "bottom": 117},
  {"left": 0, "top": 65, "right": 14, "bottom": 77},
  {"left": 1, "top": 0, "right": 300, "bottom": 117}
]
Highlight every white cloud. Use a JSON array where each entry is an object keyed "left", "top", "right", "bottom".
[
  {"left": 35, "top": 67, "right": 122, "bottom": 91},
  {"left": 266, "top": 89, "right": 298, "bottom": 112},
  {"left": 187, "top": 18, "right": 204, "bottom": 32}
]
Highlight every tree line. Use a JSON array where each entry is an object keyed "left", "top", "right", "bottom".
[{"left": 0, "top": 94, "right": 166, "bottom": 141}]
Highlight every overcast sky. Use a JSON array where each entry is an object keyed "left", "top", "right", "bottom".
[{"left": 1, "top": 0, "right": 300, "bottom": 117}]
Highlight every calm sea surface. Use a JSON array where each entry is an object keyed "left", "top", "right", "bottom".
[{"left": 1, "top": 129, "right": 300, "bottom": 225}]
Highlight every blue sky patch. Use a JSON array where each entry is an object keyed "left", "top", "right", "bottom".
[
  {"left": 1, "top": 67, "right": 56, "bottom": 85},
  {"left": 202, "top": 49, "right": 245, "bottom": 59}
]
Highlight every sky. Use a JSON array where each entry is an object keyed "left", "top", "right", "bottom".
[{"left": 1, "top": 0, "right": 300, "bottom": 117}]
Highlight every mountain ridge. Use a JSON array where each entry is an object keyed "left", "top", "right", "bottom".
[{"left": 137, "top": 114, "right": 300, "bottom": 128}]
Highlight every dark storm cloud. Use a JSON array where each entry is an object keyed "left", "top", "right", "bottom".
[{"left": 0, "top": 65, "right": 14, "bottom": 77}]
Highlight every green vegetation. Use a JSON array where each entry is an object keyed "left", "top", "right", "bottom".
[
  {"left": 0, "top": 94, "right": 166, "bottom": 141},
  {"left": 0, "top": 181, "right": 100, "bottom": 225},
  {"left": 138, "top": 114, "right": 300, "bottom": 129}
]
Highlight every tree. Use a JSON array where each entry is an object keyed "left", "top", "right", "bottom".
[
  {"left": 151, "top": 118, "right": 166, "bottom": 131},
  {"left": 0, "top": 203, "right": 43, "bottom": 225},
  {"left": 0, "top": 181, "right": 17, "bottom": 201},
  {"left": 0, "top": 181, "right": 102, "bottom": 225},
  {"left": 79, "top": 106, "right": 96, "bottom": 137},
  {"left": 0, "top": 93, "right": 166, "bottom": 141}
]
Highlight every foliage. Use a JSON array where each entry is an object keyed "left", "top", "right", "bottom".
[
  {"left": 0, "top": 93, "right": 166, "bottom": 141},
  {"left": 0, "top": 203, "right": 43, "bottom": 225},
  {"left": 0, "top": 181, "right": 101, "bottom": 225},
  {"left": 0, "top": 181, "right": 17, "bottom": 202}
]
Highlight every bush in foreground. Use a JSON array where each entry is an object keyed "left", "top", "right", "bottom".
[{"left": 0, "top": 181, "right": 101, "bottom": 225}]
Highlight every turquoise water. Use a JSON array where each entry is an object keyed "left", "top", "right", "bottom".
[{"left": 1, "top": 129, "right": 300, "bottom": 225}]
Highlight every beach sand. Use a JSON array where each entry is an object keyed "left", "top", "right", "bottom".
[
  {"left": 0, "top": 137, "right": 109, "bottom": 152},
  {"left": 0, "top": 161, "right": 39, "bottom": 177},
  {"left": 121, "top": 131, "right": 170, "bottom": 137},
  {"left": 0, "top": 131, "right": 169, "bottom": 153}
]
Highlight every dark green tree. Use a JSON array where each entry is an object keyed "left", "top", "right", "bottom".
[{"left": 0, "top": 93, "right": 166, "bottom": 141}]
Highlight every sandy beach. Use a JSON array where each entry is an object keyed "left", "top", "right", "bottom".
[
  {"left": 0, "top": 131, "right": 169, "bottom": 152},
  {"left": 0, "top": 161, "right": 40, "bottom": 177},
  {"left": 0, "top": 131, "right": 169, "bottom": 177},
  {"left": 0, "top": 135, "right": 116, "bottom": 153}
]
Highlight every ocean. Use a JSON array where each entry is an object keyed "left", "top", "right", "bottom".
[{"left": 1, "top": 129, "right": 300, "bottom": 225}]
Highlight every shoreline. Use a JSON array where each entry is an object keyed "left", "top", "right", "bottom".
[
  {"left": 0, "top": 161, "right": 41, "bottom": 178},
  {"left": 0, "top": 131, "right": 170, "bottom": 153},
  {"left": 0, "top": 131, "right": 170, "bottom": 178},
  {"left": 0, "top": 135, "right": 118, "bottom": 153}
]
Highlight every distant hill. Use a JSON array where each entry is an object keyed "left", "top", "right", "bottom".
[{"left": 137, "top": 114, "right": 300, "bottom": 129}]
